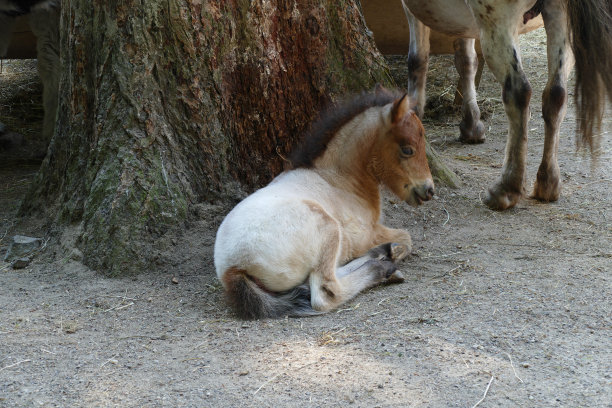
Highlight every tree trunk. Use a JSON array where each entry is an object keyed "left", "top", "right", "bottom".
[{"left": 22, "top": 0, "right": 455, "bottom": 275}]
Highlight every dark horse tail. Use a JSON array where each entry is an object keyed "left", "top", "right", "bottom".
[
  {"left": 221, "top": 267, "right": 322, "bottom": 319},
  {"left": 566, "top": 0, "right": 612, "bottom": 150}
]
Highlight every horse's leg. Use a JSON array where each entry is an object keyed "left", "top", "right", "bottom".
[
  {"left": 0, "top": 15, "right": 17, "bottom": 138},
  {"left": 308, "top": 227, "right": 406, "bottom": 312},
  {"left": 309, "top": 244, "right": 398, "bottom": 312},
  {"left": 330, "top": 242, "right": 408, "bottom": 297},
  {"left": 29, "top": 5, "right": 61, "bottom": 144},
  {"left": 401, "top": 0, "right": 430, "bottom": 118},
  {"left": 360, "top": 225, "right": 413, "bottom": 282},
  {"left": 369, "top": 224, "right": 412, "bottom": 252},
  {"left": 470, "top": 2, "right": 532, "bottom": 210},
  {"left": 532, "top": 0, "right": 573, "bottom": 202},
  {"left": 454, "top": 38, "right": 485, "bottom": 144}
]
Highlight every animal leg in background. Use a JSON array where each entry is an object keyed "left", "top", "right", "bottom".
[
  {"left": 472, "top": 3, "right": 532, "bottom": 210},
  {"left": 401, "top": 1, "right": 430, "bottom": 118},
  {"left": 0, "top": 13, "right": 16, "bottom": 57},
  {"left": 532, "top": 0, "right": 573, "bottom": 202},
  {"left": 28, "top": 4, "right": 60, "bottom": 144},
  {"left": 454, "top": 38, "right": 485, "bottom": 143},
  {"left": 0, "top": 14, "right": 16, "bottom": 138}
]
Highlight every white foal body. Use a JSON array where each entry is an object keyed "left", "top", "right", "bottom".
[
  {"left": 215, "top": 169, "right": 377, "bottom": 293},
  {"left": 215, "top": 90, "right": 435, "bottom": 318}
]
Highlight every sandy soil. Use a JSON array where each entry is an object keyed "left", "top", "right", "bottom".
[{"left": 1, "top": 30, "right": 611, "bottom": 407}]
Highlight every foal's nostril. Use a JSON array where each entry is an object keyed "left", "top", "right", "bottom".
[{"left": 426, "top": 187, "right": 435, "bottom": 200}]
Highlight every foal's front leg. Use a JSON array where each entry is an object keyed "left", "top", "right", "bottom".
[
  {"left": 366, "top": 224, "right": 413, "bottom": 281},
  {"left": 371, "top": 224, "right": 412, "bottom": 252},
  {"left": 471, "top": 2, "right": 532, "bottom": 210},
  {"left": 532, "top": 1, "right": 573, "bottom": 202}
]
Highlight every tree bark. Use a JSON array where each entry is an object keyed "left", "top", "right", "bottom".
[{"left": 22, "top": 0, "right": 398, "bottom": 274}]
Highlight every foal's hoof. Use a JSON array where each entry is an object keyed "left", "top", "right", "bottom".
[
  {"left": 368, "top": 259, "right": 398, "bottom": 280},
  {"left": 368, "top": 243, "right": 409, "bottom": 264},
  {"left": 390, "top": 243, "right": 409, "bottom": 262},
  {"left": 484, "top": 183, "right": 523, "bottom": 210},
  {"left": 459, "top": 121, "right": 485, "bottom": 144},
  {"left": 386, "top": 270, "right": 405, "bottom": 284}
]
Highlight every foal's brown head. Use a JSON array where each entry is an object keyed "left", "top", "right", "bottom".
[
  {"left": 290, "top": 87, "right": 434, "bottom": 206},
  {"left": 372, "top": 93, "right": 435, "bottom": 206}
]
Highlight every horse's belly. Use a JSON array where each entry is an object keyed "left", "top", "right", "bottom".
[{"left": 403, "top": 0, "right": 480, "bottom": 37}]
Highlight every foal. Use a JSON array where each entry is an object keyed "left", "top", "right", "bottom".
[{"left": 214, "top": 90, "right": 434, "bottom": 319}]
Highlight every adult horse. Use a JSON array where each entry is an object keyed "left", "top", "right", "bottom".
[
  {"left": 215, "top": 89, "right": 435, "bottom": 319},
  {"left": 401, "top": 0, "right": 612, "bottom": 210}
]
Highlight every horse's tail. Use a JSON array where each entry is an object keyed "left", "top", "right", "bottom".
[
  {"left": 221, "top": 267, "right": 322, "bottom": 319},
  {"left": 566, "top": 0, "right": 612, "bottom": 150}
]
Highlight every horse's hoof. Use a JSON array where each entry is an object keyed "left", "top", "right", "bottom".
[
  {"left": 386, "top": 270, "right": 405, "bottom": 284},
  {"left": 531, "top": 181, "right": 560, "bottom": 202},
  {"left": 390, "top": 243, "right": 409, "bottom": 262},
  {"left": 375, "top": 260, "right": 397, "bottom": 280},
  {"left": 459, "top": 121, "right": 485, "bottom": 144},
  {"left": 531, "top": 165, "right": 560, "bottom": 202},
  {"left": 484, "top": 184, "right": 522, "bottom": 210},
  {"left": 368, "top": 243, "right": 409, "bottom": 264},
  {"left": 368, "top": 243, "right": 391, "bottom": 260}
]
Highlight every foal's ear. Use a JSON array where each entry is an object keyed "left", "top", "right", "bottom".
[{"left": 391, "top": 94, "right": 413, "bottom": 123}]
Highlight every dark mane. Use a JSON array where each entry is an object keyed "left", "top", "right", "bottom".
[{"left": 289, "top": 89, "right": 402, "bottom": 168}]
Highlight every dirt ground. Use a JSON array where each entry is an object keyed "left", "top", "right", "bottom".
[{"left": 1, "top": 29, "right": 610, "bottom": 407}]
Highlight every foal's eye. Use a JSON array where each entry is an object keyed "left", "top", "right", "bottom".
[{"left": 400, "top": 146, "right": 414, "bottom": 157}]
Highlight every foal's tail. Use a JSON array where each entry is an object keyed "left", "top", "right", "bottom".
[
  {"left": 566, "top": 0, "right": 612, "bottom": 150},
  {"left": 221, "top": 268, "right": 322, "bottom": 319}
]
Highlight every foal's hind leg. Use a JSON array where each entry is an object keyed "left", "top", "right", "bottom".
[
  {"left": 334, "top": 242, "right": 408, "bottom": 294},
  {"left": 303, "top": 202, "right": 400, "bottom": 312},
  {"left": 402, "top": 1, "right": 430, "bottom": 118},
  {"left": 532, "top": 1, "right": 573, "bottom": 202},
  {"left": 470, "top": 2, "right": 532, "bottom": 210},
  {"left": 454, "top": 38, "right": 485, "bottom": 144},
  {"left": 309, "top": 237, "right": 407, "bottom": 312}
]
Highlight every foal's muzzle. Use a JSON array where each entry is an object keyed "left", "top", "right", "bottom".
[{"left": 408, "top": 180, "right": 435, "bottom": 206}]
